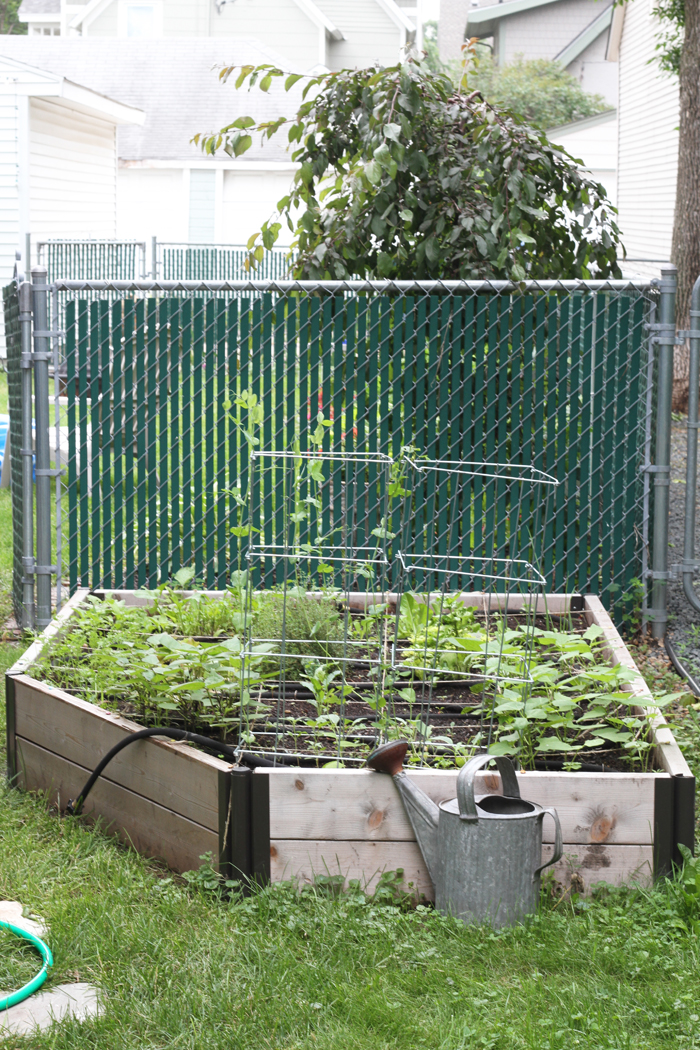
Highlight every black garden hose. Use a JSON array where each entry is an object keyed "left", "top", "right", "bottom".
[
  {"left": 65, "top": 728, "right": 274, "bottom": 816},
  {"left": 665, "top": 635, "right": 700, "bottom": 698}
]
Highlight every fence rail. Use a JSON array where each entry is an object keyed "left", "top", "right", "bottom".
[{"left": 4, "top": 274, "right": 675, "bottom": 632}]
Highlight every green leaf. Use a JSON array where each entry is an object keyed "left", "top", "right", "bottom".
[{"left": 285, "top": 73, "right": 304, "bottom": 91}]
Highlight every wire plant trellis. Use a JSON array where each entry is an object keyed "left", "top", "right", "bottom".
[
  {"left": 235, "top": 450, "right": 559, "bottom": 768},
  {"left": 239, "top": 451, "right": 395, "bottom": 766},
  {"left": 390, "top": 459, "right": 559, "bottom": 760}
]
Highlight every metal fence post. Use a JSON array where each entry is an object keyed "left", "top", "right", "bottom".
[
  {"left": 152, "top": 236, "right": 158, "bottom": 279},
  {"left": 31, "top": 265, "right": 53, "bottom": 629},
  {"left": 18, "top": 278, "right": 34, "bottom": 630},
  {"left": 650, "top": 264, "right": 677, "bottom": 640}
]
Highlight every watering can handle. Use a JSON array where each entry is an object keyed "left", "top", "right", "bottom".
[
  {"left": 533, "top": 807, "right": 563, "bottom": 880},
  {"left": 457, "top": 754, "right": 520, "bottom": 822}
]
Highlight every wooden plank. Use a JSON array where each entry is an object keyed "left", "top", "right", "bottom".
[
  {"left": 585, "top": 595, "right": 692, "bottom": 776},
  {"left": 7, "top": 589, "right": 89, "bottom": 676},
  {"left": 12, "top": 676, "right": 226, "bottom": 830},
  {"left": 269, "top": 839, "right": 654, "bottom": 899},
  {"left": 16, "top": 738, "right": 218, "bottom": 874},
  {"left": 96, "top": 589, "right": 582, "bottom": 615},
  {"left": 263, "top": 768, "right": 658, "bottom": 845}
]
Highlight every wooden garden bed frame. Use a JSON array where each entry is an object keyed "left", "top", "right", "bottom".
[{"left": 5, "top": 590, "right": 695, "bottom": 896}]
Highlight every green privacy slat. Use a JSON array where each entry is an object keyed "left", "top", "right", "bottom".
[
  {"left": 77, "top": 300, "right": 89, "bottom": 587},
  {"left": 4, "top": 284, "right": 24, "bottom": 622},
  {"left": 625, "top": 298, "right": 645, "bottom": 577},
  {"left": 135, "top": 300, "right": 148, "bottom": 588},
  {"left": 146, "top": 299, "right": 159, "bottom": 587},
  {"left": 589, "top": 294, "right": 607, "bottom": 589},
  {"left": 612, "top": 298, "right": 630, "bottom": 585},
  {"left": 98, "top": 301, "right": 112, "bottom": 588},
  {"left": 54, "top": 286, "right": 651, "bottom": 615},
  {"left": 181, "top": 300, "right": 193, "bottom": 570},
  {"left": 111, "top": 302, "right": 124, "bottom": 587},
  {"left": 227, "top": 299, "right": 240, "bottom": 574},
  {"left": 65, "top": 300, "right": 78, "bottom": 594},
  {"left": 122, "top": 301, "right": 136, "bottom": 586},
  {"left": 553, "top": 296, "right": 569, "bottom": 583},
  {"left": 168, "top": 300, "right": 182, "bottom": 577},
  {"left": 600, "top": 293, "right": 618, "bottom": 597},
  {"left": 158, "top": 299, "right": 170, "bottom": 584},
  {"left": 577, "top": 295, "right": 594, "bottom": 590},
  {"left": 565, "top": 294, "right": 582, "bottom": 588},
  {"left": 192, "top": 299, "right": 205, "bottom": 581},
  {"left": 213, "top": 299, "right": 227, "bottom": 587}
]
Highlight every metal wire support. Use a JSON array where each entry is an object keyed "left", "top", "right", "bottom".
[
  {"left": 240, "top": 450, "right": 394, "bottom": 767},
  {"left": 392, "top": 460, "right": 558, "bottom": 762},
  {"left": 649, "top": 265, "right": 677, "bottom": 638}
]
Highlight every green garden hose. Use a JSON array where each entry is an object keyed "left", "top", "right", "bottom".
[{"left": 0, "top": 920, "right": 53, "bottom": 1011}]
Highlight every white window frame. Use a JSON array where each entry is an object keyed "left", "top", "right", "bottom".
[{"left": 117, "top": 1, "right": 164, "bottom": 38}]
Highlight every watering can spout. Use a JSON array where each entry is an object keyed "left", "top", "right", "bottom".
[{"left": 366, "top": 741, "right": 440, "bottom": 885}]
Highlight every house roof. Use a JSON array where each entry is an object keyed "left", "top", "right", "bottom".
[
  {"left": 18, "top": 0, "right": 59, "bottom": 15},
  {"left": 0, "top": 52, "right": 145, "bottom": 125},
  {"left": 554, "top": 4, "right": 614, "bottom": 67},
  {"left": 466, "top": 0, "right": 566, "bottom": 37},
  {"left": 547, "top": 107, "right": 616, "bottom": 137},
  {"left": 0, "top": 38, "right": 304, "bottom": 163}
]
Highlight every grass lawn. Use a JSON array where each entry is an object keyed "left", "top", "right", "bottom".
[{"left": 1, "top": 374, "right": 700, "bottom": 1048}]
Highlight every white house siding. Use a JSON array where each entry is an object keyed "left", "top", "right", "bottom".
[
  {"left": 221, "top": 169, "right": 296, "bottom": 245},
  {"left": 616, "top": 0, "right": 678, "bottom": 262},
  {"left": 117, "top": 166, "right": 188, "bottom": 241},
  {"left": 499, "top": 0, "right": 600, "bottom": 64},
  {"left": 566, "top": 33, "right": 618, "bottom": 107},
  {"left": 29, "top": 97, "right": 117, "bottom": 239},
  {"left": 116, "top": 165, "right": 297, "bottom": 245},
  {"left": 548, "top": 110, "right": 618, "bottom": 206},
  {"left": 321, "top": 0, "right": 401, "bottom": 68},
  {"left": 162, "top": 0, "right": 209, "bottom": 37},
  {"left": 83, "top": 1, "right": 118, "bottom": 34},
  {"left": 0, "top": 96, "right": 20, "bottom": 353},
  {"left": 210, "top": 0, "right": 319, "bottom": 69}
]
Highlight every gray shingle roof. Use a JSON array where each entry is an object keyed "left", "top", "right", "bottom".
[
  {"left": 0, "top": 38, "right": 301, "bottom": 162},
  {"left": 17, "top": 0, "right": 60, "bottom": 15}
]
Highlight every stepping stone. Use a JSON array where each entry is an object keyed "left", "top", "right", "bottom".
[
  {"left": 0, "top": 901, "right": 103, "bottom": 1034},
  {"left": 0, "top": 901, "right": 48, "bottom": 940},
  {"left": 0, "top": 983, "right": 103, "bottom": 1035}
]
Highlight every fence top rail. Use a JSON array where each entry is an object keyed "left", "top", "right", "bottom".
[
  {"left": 48, "top": 277, "right": 658, "bottom": 294},
  {"left": 37, "top": 239, "right": 147, "bottom": 248}
]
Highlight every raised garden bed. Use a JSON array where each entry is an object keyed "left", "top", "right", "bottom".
[{"left": 5, "top": 590, "right": 695, "bottom": 897}]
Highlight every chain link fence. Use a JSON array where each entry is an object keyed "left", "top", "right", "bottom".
[
  {"left": 3, "top": 282, "right": 24, "bottom": 624},
  {"left": 4, "top": 275, "right": 670, "bottom": 630}
]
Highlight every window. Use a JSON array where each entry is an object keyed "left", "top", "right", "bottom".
[
  {"left": 30, "top": 24, "right": 60, "bottom": 35},
  {"left": 118, "top": 2, "right": 163, "bottom": 37}
]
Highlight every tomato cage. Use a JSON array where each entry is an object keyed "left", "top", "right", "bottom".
[
  {"left": 237, "top": 450, "right": 396, "bottom": 766},
  {"left": 235, "top": 452, "right": 559, "bottom": 768},
  {"left": 391, "top": 460, "right": 560, "bottom": 761}
]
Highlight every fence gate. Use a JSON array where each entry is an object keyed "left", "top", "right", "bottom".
[{"left": 3, "top": 272, "right": 676, "bottom": 633}]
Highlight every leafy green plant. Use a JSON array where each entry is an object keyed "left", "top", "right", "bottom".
[
  {"left": 195, "top": 56, "right": 622, "bottom": 282},
  {"left": 470, "top": 54, "right": 610, "bottom": 130},
  {"left": 608, "top": 577, "right": 645, "bottom": 638},
  {"left": 253, "top": 592, "right": 345, "bottom": 672}
]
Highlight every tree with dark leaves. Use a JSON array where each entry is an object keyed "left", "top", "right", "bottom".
[{"left": 196, "top": 57, "right": 622, "bottom": 282}]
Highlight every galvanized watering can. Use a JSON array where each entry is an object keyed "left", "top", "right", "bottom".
[{"left": 367, "top": 742, "right": 562, "bottom": 928}]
